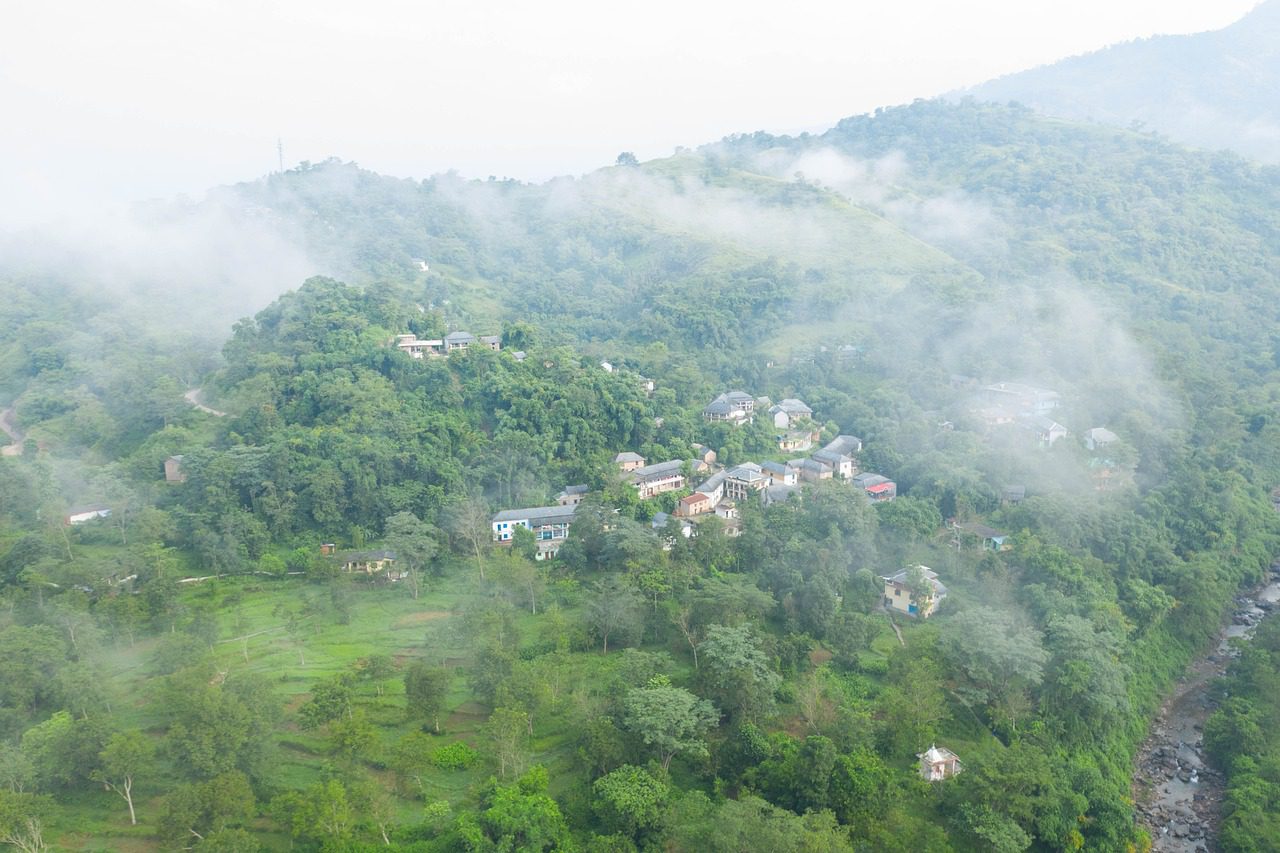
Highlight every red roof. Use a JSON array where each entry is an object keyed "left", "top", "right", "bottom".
[
  {"left": 866, "top": 482, "right": 895, "bottom": 494},
  {"left": 680, "top": 494, "right": 708, "bottom": 505}
]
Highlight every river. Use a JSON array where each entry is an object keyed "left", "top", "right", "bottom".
[{"left": 1132, "top": 562, "right": 1280, "bottom": 851}]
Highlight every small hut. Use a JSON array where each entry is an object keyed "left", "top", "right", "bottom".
[{"left": 918, "top": 745, "right": 963, "bottom": 781}]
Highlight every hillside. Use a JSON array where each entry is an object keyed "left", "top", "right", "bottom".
[
  {"left": 959, "top": 0, "right": 1280, "bottom": 162},
  {"left": 1, "top": 100, "right": 1280, "bottom": 851}
]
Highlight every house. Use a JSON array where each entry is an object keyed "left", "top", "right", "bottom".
[
  {"left": 65, "top": 505, "right": 111, "bottom": 525},
  {"left": 555, "top": 485, "right": 589, "bottom": 507},
  {"left": 1002, "top": 485, "right": 1026, "bottom": 505},
  {"left": 319, "top": 543, "right": 337, "bottom": 555},
  {"left": 1084, "top": 427, "right": 1118, "bottom": 451},
  {"left": 822, "top": 434, "right": 863, "bottom": 457},
  {"left": 651, "top": 511, "right": 693, "bottom": 546},
  {"left": 690, "top": 443, "right": 717, "bottom": 471},
  {"left": 981, "top": 382, "right": 1060, "bottom": 416},
  {"left": 443, "top": 331, "right": 476, "bottom": 352},
  {"left": 491, "top": 504, "right": 578, "bottom": 561},
  {"left": 478, "top": 335, "right": 502, "bottom": 352},
  {"left": 763, "top": 483, "right": 800, "bottom": 507},
  {"left": 811, "top": 446, "right": 857, "bottom": 479},
  {"left": 853, "top": 473, "right": 896, "bottom": 501},
  {"left": 638, "top": 376, "right": 655, "bottom": 394},
  {"left": 341, "top": 550, "right": 398, "bottom": 575},
  {"left": 702, "top": 391, "right": 755, "bottom": 424},
  {"left": 918, "top": 745, "right": 963, "bottom": 781},
  {"left": 882, "top": 565, "right": 946, "bottom": 617},
  {"left": 761, "top": 461, "right": 798, "bottom": 486},
  {"left": 794, "top": 458, "right": 833, "bottom": 483},
  {"left": 951, "top": 521, "right": 1011, "bottom": 552},
  {"left": 693, "top": 470, "right": 728, "bottom": 506},
  {"left": 1024, "top": 415, "right": 1068, "bottom": 448},
  {"left": 615, "top": 452, "right": 646, "bottom": 472},
  {"left": 394, "top": 333, "right": 444, "bottom": 358},
  {"left": 676, "top": 492, "right": 714, "bottom": 518},
  {"left": 1089, "top": 457, "right": 1124, "bottom": 492},
  {"left": 164, "top": 455, "right": 186, "bottom": 483},
  {"left": 512, "top": 351, "right": 527, "bottom": 362},
  {"left": 977, "top": 407, "right": 1016, "bottom": 427},
  {"left": 411, "top": 257, "right": 429, "bottom": 272},
  {"left": 629, "top": 460, "right": 686, "bottom": 499},
  {"left": 601, "top": 360, "right": 614, "bottom": 373},
  {"left": 769, "top": 398, "right": 813, "bottom": 430},
  {"left": 725, "top": 463, "right": 769, "bottom": 501}
]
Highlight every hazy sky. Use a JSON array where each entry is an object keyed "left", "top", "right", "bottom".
[{"left": 0, "top": 0, "right": 1260, "bottom": 218}]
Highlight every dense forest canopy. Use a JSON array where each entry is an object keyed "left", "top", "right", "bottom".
[{"left": 0, "top": 99, "right": 1279, "bottom": 851}]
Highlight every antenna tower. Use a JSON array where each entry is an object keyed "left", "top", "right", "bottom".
[{"left": 277, "top": 138, "right": 284, "bottom": 173}]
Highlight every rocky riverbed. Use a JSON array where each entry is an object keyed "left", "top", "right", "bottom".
[{"left": 1133, "top": 562, "right": 1280, "bottom": 851}]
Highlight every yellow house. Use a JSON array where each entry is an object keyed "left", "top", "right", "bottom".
[{"left": 882, "top": 565, "right": 946, "bottom": 618}]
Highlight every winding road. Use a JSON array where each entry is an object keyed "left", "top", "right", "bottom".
[
  {"left": 0, "top": 407, "right": 23, "bottom": 456},
  {"left": 184, "top": 388, "right": 228, "bottom": 417}
]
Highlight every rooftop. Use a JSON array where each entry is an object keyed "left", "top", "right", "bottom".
[{"left": 492, "top": 505, "right": 579, "bottom": 525}]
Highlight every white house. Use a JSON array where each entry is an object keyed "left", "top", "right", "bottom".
[
  {"left": 882, "top": 565, "right": 946, "bottom": 617},
  {"left": 491, "top": 504, "right": 578, "bottom": 560}
]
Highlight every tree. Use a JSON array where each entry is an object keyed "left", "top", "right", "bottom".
[
  {"left": 622, "top": 681, "right": 719, "bottom": 771},
  {"left": 483, "top": 707, "right": 531, "bottom": 780},
  {"left": 442, "top": 497, "right": 492, "bottom": 581},
  {"left": 464, "top": 766, "right": 572, "bottom": 852},
  {"left": 356, "top": 653, "right": 396, "bottom": 697},
  {"left": 940, "top": 607, "right": 1047, "bottom": 733},
  {"left": 592, "top": 765, "right": 668, "bottom": 841},
  {"left": 158, "top": 772, "right": 256, "bottom": 847},
  {"left": 615, "top": 152, "right": 640, "bottom": 167},
  {"left": 0, "top": 791, "right": 50, "bottom": 853},
  {"left": 272, "top": 779, "right": 354, "bottom": 847},
  {"left": 297, "top": 675, "right": 354, "bottom": 730},
  {"left": 585, "top": 576, "right": 643, "bottom": 654},
  {"left": 383, "top": 511, "right": 437, "bottom": 599},
  {"left": 404, "top": 662, "right": 451, "bottom": 732},
  {"left": 93, "top": 730, "right": 154, "bottom": 825},
  {"left": 698, "top": 624, "right": 780, "bottom": 721}
]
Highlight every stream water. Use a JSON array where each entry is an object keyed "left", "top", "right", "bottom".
[{"left": 1132, "top": 561, "right": 1280, "bottom": 851}]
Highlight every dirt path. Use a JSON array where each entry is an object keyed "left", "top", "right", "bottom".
[
  {"left": 184, "top": 388, "right": 228, "bottom": 417},
  {"left": 0, "top": 407, "right": 23, "bottom": 456},
  {"left": 1133, "top": 567, "right": 1280, "bottom": 850}
]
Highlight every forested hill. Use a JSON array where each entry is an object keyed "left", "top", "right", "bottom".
[
  {"left": 1, "top": 99, "right": 1280, "bottom": 851},
  {"left": 959, "top": 0, "right": 1280, "bottom": 163}
]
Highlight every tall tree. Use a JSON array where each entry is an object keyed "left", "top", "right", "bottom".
[
  {"left": 92, "top": 730, "right": 154, "bottom": 826},
  {"left": 622, "top": 681, "right": 719, "bottom": 771},
  {"left": 383, "top": 511, "right": 437, "bottom": 599}
]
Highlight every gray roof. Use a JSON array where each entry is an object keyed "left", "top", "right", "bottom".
[
  {"left": 811, "top": 449, "right": 849, "bottom": 466},
  {"left": 341, "top": 549, "right": 396, "bottom": 561},
  {"left": 725, "top": 390, "right": 753, "bottom": 403},
  {"left": 703, "top": 397, "right": 735, "bottom": 415},
  {"left": 764, "top": 483, "right": 800, "bottom": 504},
  {"left": 823, "top": 435, "right": 863, "bottom": 455},
  {"left": 798, "top": 458, "right": 831, "bottom": 472},
  {"left": 492, "top": 504, "right": 578, "bottom": 525},
  {"left": 630, "top": 460, "right": 685, "bottom": 482},
  {"left": 1086, "top": 427, "right": 1118, "bottom": 443},
  {"left": 1004, "top": 485, "right": 1026, "bottom": 500},
  {"left": 954, "top": 522, "right": 1006, "bottom": 540},
  {"left": 1027, "top": 415, "right": 1066, "bottom": 432},
  {"left": 773, "top": 398, "right": 812, "bottom": 415},
  {"left": 557, "top": 484, "right": 589, "bottom": 497},
  {"left": 695, "top": 470, "right": 728, "bottom": 494},
  {"left": 760, "top": 461, "right": 791, "bottom": 476},
  {"left": 651, "top": 512, "right": 670, "bottom": 528},
  {"left": 883, "top": 566, "right": 946, "bottom": 595},
  {"left": 444, "top": 331, "right": 476, "bottom": 344},
  {"left": 852, "top": 472, "right": 890, "bottom": 487},
  {"left": 479, "top": 335, "right": 501, "bottom": 345},
  {"left": 615, "top": 451, "right": 645, "bottom": 463}
]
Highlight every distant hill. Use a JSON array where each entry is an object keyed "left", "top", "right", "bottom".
[{"left": 958, "top": 1, "right": 1280, "bottom": 162}]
